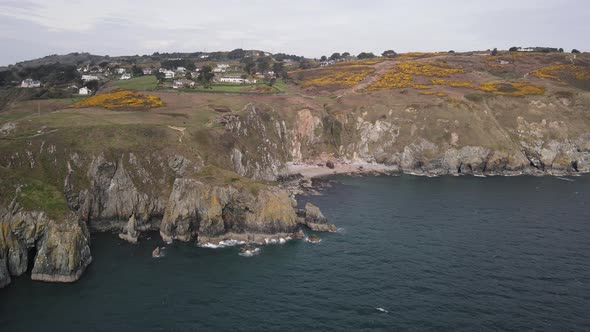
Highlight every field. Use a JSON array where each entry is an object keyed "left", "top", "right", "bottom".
[
  {"left": 173, "top": 83, "right": 281, "bottom": 94},
  {"left": 112, "top": 75, "right": 159, "bottom": 90}
]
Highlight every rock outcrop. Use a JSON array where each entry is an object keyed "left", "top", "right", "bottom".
[
  {"left": 0, "top": 200, "right": 92, "bottom": 286},
  {"left": 298, "top": 203, "right": 337, "bottom": 232},
  {"left": 161, "top": 178, "right": 300, "bottom": 244}
]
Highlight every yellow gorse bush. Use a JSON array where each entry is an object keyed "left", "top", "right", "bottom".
[
  {"left": 478, "top": 82, "right": 545, "bottom": 96},
  {"left": 531, "top": 64, "right": 590, "bottom": 82},
  {"left": 73, "top": 90, "right": 164, "bottom": 109},
  {"left": 367, "top": 62, "right": 464, "bottom": 91},
  {"left": 301, "top": 65, "right": 375, "bottom": 88}
]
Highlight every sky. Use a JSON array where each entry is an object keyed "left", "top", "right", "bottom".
[{"left": 0, "top": 0, "right": 588, "bottom": 65}]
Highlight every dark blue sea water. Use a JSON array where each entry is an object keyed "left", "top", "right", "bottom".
[{"left": 2, "top": 175, "right": 590, "bottom": 331}]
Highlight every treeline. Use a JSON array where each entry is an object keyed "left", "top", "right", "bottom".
[{"left": 0, "top": 63, "right": 80, "bottom": 87}]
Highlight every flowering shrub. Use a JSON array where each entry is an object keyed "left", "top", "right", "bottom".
[
  {"left": 301, "top": 65, "right": 375, "bottom": 88},
  {"left": 367, "top": 62, "right": 464, "bottom": 91},
  {"left": 478, "top": 82, "right": 545, "bottom": 96},
  {"left": 531, "top": 64, "right": 590, "bottom": 82},
  {"left": 73, "top": 90, "right": 164, "bottom": 109}
]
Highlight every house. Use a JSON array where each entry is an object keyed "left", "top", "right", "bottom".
[
  {"left": 115, "top": 68, "right": 126, "bottom": 74},
  {"left": 213, "top": 67, "right": 226, "bottom": 73},
  {"left": 176, "top": 67, "right": 187, "bottom": 73},
  {"left": 79, "top": 87, "right": 92, "bottom": 95},
  {"left": 219, "top": 76, "right": 256, "bottom": 84},
  {"left": 121, "top": 73, "right": 132, "bottom": 80},
  {"left": 172, "top": 79, "right": 195, "bottom": 89},
  {"left": 143, "top": 68, "right": 153, "bottom": 75},
  {"left": 82, "top": 74, "right": 99, "bottom": 81},
  {"left": 163, "top": 70, "right": 175, "bottom": 79},
  {"left": 199, "top": 54, "right": 209, "bottom": 59},
  {"left": 498, "top": 60, "right": 510, "bottom": 65},
  {"left": 20, "top": 79, "right": 41, "bottom": 88},
  {"left": 518, "top": 47, "right": 535, "bottom": 52},
  {"left": 217, "top": 63, "right": 230, "bottom": 69}
]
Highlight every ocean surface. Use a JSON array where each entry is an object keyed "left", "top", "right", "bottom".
[{"left": 2, "top": 175, "right": 590, "bottom": 331}]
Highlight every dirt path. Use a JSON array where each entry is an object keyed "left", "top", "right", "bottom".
[{"left": 167, "top": 125, "right": 186, "bottom": 142}]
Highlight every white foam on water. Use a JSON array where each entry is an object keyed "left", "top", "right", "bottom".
[
  {"left": 376, "top": 307, "right": 388, "bottom": 313},
  {"left": 557, "top": 177, "right": 575, "bottom": 182},
  {"left": 238, "top": 248, "right": 261, "bottom": 257},
  {"left": 199, "top": 239, "right": 246, "bottom": 249},
  {"left": 304, "top": 237, "right": 322, "bottom": 244}
]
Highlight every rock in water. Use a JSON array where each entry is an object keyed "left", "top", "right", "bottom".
[
  {"left": 119, "top": 214, "right": 139, "bottom": 244},
  {"left": 297, "top": 203, "right": 337, "bottom": 232},
  {"left": 152, "top": 247, "right": 160, "bottom": 258}
]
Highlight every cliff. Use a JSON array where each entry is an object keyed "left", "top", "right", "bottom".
[{"left": 1, "top": 51, "right": 590, "bottom": 287}]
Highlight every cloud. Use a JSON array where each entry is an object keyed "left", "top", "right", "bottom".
[{"left": 0, "top": 0, "right": 588, "bottom": 65}]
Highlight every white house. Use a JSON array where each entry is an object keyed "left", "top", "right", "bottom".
[
  {"left": 217, "top": 63, "right": 230, "bottom": 69},
  {"left": 143, "top": 68, "right": 153, "bottom": 75},
  {"left": 82, "top": 75, "right": 99, "bottom": 81},
  {"left": 163, "top": 70, "right": 175, "bottom": 79},
  {"left": 518, "top": 47, "right": 535, "bottom": 52},
  {"left": 172, "top": 79, "right": 195, "bottom": 89},
  {"left": 115, "top": 68, "right": 126, "bottom": 74},
  {"left": 79, "top": 87, "right": 92, "bottom": 95},
  {"left": 199, "top": 54, "right": 209, "bottom": 59},
  {"left": 176, "top": 66, "right": 187, "bottom": 73},
  {"left": 213, "top": 67, "right": 226, "bottom": 73},
  {"left": 219, "top": 76, "right": 256, "bottom": 84},
  {"left": 121, "top": 73, "right": 132, "bottom": 80},
  {"left": 20, "top": 79, "right": 41, "bottom": 88}
]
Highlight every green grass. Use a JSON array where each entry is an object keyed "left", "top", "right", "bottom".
[
  {"left": 113, "top": 76, "right": 158, "bottom": 91},
  {"left": 165, "top": 83, "right": 281, "bottom": 94}
]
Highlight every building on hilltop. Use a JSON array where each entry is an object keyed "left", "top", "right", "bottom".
[
  {"left": 143, "top": 68, "right": 153, "bottom": 75},
  {"left": 121, "top": 73, "right": 132, "bottom": 80},
  {"left": 20, "top": 79, "right": 41, "bottom": 88},
  {"left": 172, "top": 79, "right": 195, "bottom": 89},
  {"left": 219, "top": 76, "right": 256, "bottom": 84},
  {"left": 79, "top": 87, "right": 92, "bottom": 95},
  {"left": 82, "top": 74, "right": 99, "bottom": 81}
]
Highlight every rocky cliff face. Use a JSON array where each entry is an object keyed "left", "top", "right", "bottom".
[
  {"left": 0, "top": 139, "right": 335, "bottom": 287},
  {"left": 1, "top": 85, "right": 590, "bottom": 288},
  {"left": 0, "top": 197, "right": 91, "bottom": 286}
]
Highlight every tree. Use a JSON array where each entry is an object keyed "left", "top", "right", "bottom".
[
  {"left": 198, "top": 65, "right": 215, "bottom": 87},
  {"left": 228, "top": 48, "right": 246, "bottom": 60},
  {"left": 357, "top": 52, "right": 376, "bottom": 59},
  {"left": 382, "top": 50, "right": 397, "bottom": 58},
  {"left": 185, "top": 72, "right": 192, "bottom": 80},
  {"left": 329, "top": 53, "right": 341, "bottom": 61},
  {"left": 491, "top": 48, "right": 499, "bottom": 56},
  {"left": 132, "top": 65, "right": 143, "bottom": 76},
  {"left": 342, "top": 52, "right": 350, "bottom": 57},
  {"left": 320, "top": 55, "right": 327, "bottom": 62},
  {"left": 572, "top": 49, "right": 581, "bottom": 54},
  {"left": 155, "top": 71, "right": 165, "bottom": 83},
  {"left": 509, "top": 46, "right": 519, "bottom": 52},
  {"left": 98, "top": 61, "right": 109, "bottom": 69},
  {"left": 448, "top": 50, "right": 456, "bottom": 54},
  {"left": 272, "top": 62, "right": 287, "bottom": 78},
  {"left": 85, "top": 80, "right": 100, "bottom": 92},
  {"left": 242, "top": 58, "right": 256, "bottom": 74},
  {"left": 256, "top": 56, "right": 272, "bottom": 73},
  {"left": 558, "top": 48, "right": 564, "bottom": 53}
]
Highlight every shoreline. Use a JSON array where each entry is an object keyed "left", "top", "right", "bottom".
[{"left": 285, "top": 161, "right": 586, "bottom": 179}]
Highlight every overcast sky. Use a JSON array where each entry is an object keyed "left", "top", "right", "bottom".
[{"left": 0, "top": 0, "right": 588, "bottom": 65}]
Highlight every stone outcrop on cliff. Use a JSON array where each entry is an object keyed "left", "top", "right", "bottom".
[
  {"left": 161, "top": 178, "right": 300, "bottom": 244},
  {"left": 297, "top": 203, "right": 337, "bottom": 232},
  {"left": 0, "top": 197, "right": 92, "bottom": 286}
]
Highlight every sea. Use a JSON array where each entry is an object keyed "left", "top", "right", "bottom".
[{"left": 1, "top": 175, "right": 590, "bottom": 331}]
